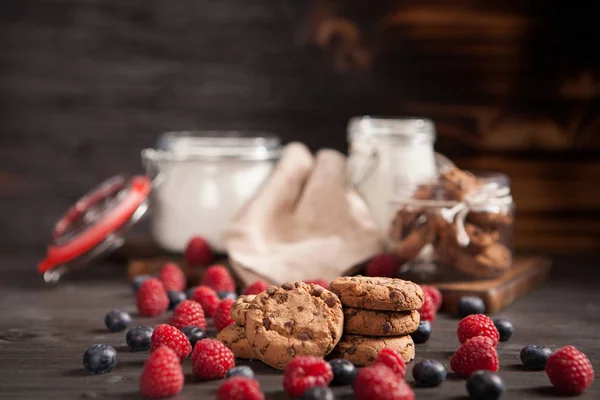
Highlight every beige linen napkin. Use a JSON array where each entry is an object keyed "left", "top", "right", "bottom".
[{"left": 223, "top": 142, "right": 384, "bottom": 286}]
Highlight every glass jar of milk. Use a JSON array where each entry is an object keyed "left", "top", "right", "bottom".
[
  {"left": 347, "top": 117, "right": 437, "bottom": 240},
  {"left": 142, "top": 132, "right": 281, "bottom": 253}
]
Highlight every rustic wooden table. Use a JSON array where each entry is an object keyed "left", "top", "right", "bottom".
[{"left": 0, "top": 254, "right": 598, "bottom": 399}]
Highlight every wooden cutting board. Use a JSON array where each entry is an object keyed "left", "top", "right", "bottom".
[{"left": 432, "top": 256, "right": 552, "bottom": 314}]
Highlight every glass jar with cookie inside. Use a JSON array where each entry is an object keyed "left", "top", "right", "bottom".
[{"left": 388, "top": 167, "right": 515, "bottom": 282}]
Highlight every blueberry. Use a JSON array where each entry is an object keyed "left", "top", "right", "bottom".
[
  {"left": 301, "top": 387, "right": 335, "bottom": 400},
  {"left": 104, "top": 309, "right": 132, "bottom": 332},
  {"left": 126, "top": 326, "right": 153, "bottom": 351},
  {"left": 217, "top": 291, "right": 238, "bottom": 300},
  {"left": 412, "top": 360, "right": 447, "bottom": 387},
  {"left": 180, "top": 326, "right": 207, "bottom": 347},
  {"left": 167, "top": 290, "right": 187, "bottom": 310},
  {"left": 83, "top": 344, "right": 117, "bottom": 374},
  {"left": 226, "top": 365, "right": 255, "bottom": 379},
  {"left": 410, "top": 320, "right": 432, "bottom": 344},
  {"left": 457, "top": 296, "right": 486, "bottom": 318},
  {"left": 329, "top": 359, "right": 356, "bottom": 385},
  {"left": 466, "top": 370, "right": 504, "bottom": 400},
  {"left": 186, "top": 286, "right": 198, "bottom": 299},
  {"left": 493, "top": 319, "right": 514, "bottom": 342},
  {"left": 520, "top": 345, "right": 552, "bottom": 370},
  {"left": 132, "top": 275, "right": 151, "bottom": 292}
]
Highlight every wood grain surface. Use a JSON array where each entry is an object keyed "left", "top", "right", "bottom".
[
  {"left": 0, "top": 253, "right": 598, "bottom": 399},
  {"left": 431, "top": 257, "right": 552, "bottom": 314}
]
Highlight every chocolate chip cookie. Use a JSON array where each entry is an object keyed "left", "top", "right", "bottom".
[
  {"left": 467, "top": 210, "right": 513, "bottom": 229},
  {"left": 439, "top": 221, "right": 500, "bottom": 253},
  {"left": 244, "top": 282, "right": 344, "bottom": 370},
  {"left": 453, "top": 242, "right": 512, "bottom": 278},
  {"left": 329, "top": 276, "right": 424, "bottom": 311},
  {"left": 216, "top": 324, "right": 256, "bottom": 360},
  {"left": 440, "top": 168, "right": 479, "bottom": 201},
  {"left": 344, "top": 308, "right": 420, "bottom": 336},
  {"left": 330, "top": 334, "right": 415, "bottom": 366},
  {"left": 391, "top": 223, "right": 436, "bottom": 261},
  {"left": 230, "top": 295, "right": 256, "bottom": 326}
]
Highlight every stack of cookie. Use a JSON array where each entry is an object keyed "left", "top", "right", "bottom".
[
  {"left": 218, "top": 282, "right": 344, "bottom": 370},
  {"left": 329, "top": 276, "right": 424, "bottom": 366}
]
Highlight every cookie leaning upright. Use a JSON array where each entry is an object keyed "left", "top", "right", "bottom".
[
  {"left": 216, "top": 324, "right": 255, "bottom": 360},
  {"left": 244, "top": 282, "right": 344, "bottom": 370},
  {"left": 329, "top": 276, "right": 424, "bottom": 311},
  {"left": 216, "top": 294, "right": 257, "bottom": 360},
  {"left": 230, "top": 295, "right": 256, "bottom": 327}
]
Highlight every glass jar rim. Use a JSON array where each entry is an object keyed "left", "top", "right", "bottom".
[
  {"left": 347, "top": 116, "right": 435, "bottom": 143},
  {"left": 145, "top": 131, "right": 282, "bottom": 162},
  {"left": 473, "top": 170, "right": 511, "bottom": 188}
]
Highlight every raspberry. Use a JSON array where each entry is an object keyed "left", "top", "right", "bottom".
[
  {"left": 214, "top": 298, "right": 235, "bottom": 332},
  {"left": 169, "top": 300, "right": 206, "bottom": 330},
  {"left": 450, "top": 336, "right": 499, "bottom": 377},
  {"left": 184, "top": 236, "right": 214, "bottom": 266},
  {"left": 283, "top": 356, "right": 333, "bottom": 398},
  {"left": 192, "top": 339, "right": 235, "bottom": 380},
  {"left": 243, "top": 280, "right": 270, "bottom": 295},
  {"left": 545, "top": 346, "right": 594, "bottom": 394},
  {"left": 201, "top": 265, "right": 236, "bottom": 292},
  {"left": 373, "top": 348, "right": 407, "bottom": 378},
  {"left": 420, "top": 285, "right": 442, "bottom": 310},
  {"left": 190, "top": 286, "right": 220, "bottom": 317},
  {"left": 217, "top": 377, "right": 265, "bottom": 400},
  {"left": 151, "top": 324, "right": 192, "bottom": 361},
  {"left": 354, "top": 364, "right": 415, "bottom": 400},
  {"left": 158, "top": 263, "right": 186, "bottom": 292},
  {"left": 136, "top": 278, "right": 169, "bottom": 317},
  {"left": 457, "top": 314, "right": 499, "bottom": 346},
  {"left": 139, "top": 346, "right": 184, "bottom": 398},
  {"left": 365, "top": 253, "right": 401, "bottom": 278},
  {"left": 418, "top": 292, "right": 437, "bottom": 322}
]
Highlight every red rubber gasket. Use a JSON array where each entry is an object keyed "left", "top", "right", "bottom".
[{"left": 37, "top": 176, "right": 151, "bottom": 273}]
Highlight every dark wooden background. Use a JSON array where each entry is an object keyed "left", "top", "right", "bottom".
[{"left": 1, "top": 0, "right": 599, "bottom": 254}]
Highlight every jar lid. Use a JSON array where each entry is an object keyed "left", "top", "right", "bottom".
[
  {"left": 145, "top": 131, "right": 282, "bottom": 162},
  {"left": 37, "top": 175, "right": 151, "bottom": 282},
  {"left": 347, "top": 116, "right": 436, "bottom": 143}
]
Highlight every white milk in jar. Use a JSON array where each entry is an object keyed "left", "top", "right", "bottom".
[
  {"left": 142, "top": 132, "right": 280, "bottom": 252},
  {"left": 347, "top": 117, "right": 437, "bottom": 239}
]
